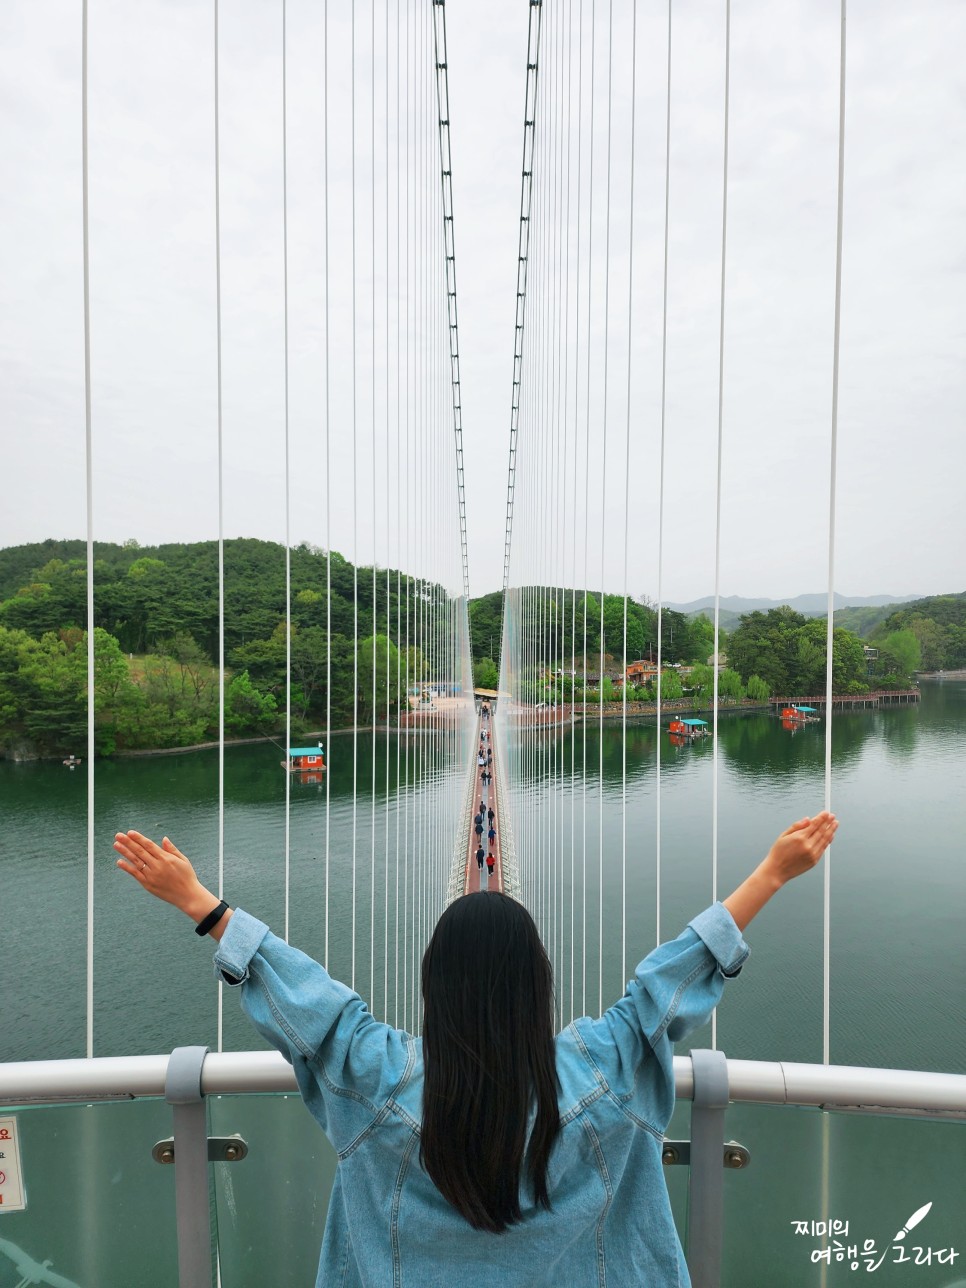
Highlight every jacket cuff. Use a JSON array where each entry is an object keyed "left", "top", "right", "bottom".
[
  {"left": 212, "top": 908, "right": 270, "bottom": 985},
  {"left": 687, "top": 902, "right": 750, "bottom": 978}
]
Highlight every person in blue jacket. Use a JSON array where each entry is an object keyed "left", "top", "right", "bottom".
[{"left": 114, "top": 812, "right": 837, "bottom": 1287}]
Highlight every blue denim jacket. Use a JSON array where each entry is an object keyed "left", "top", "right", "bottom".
[{"left": 214, "top": 902, "right": 748, "bottom": 1287}]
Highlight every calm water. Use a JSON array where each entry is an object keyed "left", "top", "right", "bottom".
[
  {"left": 2, "top": 729, "right": 468, "bottom": 1063},
  {"left": 3, "top": 683, "right": 962, "bottom": 1072},
  {"left": 504, "top": 681, "right": 966, "bottom": 1076}
]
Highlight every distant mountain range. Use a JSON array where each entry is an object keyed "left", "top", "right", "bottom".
[
  {"left": 664, "top": 592, "right": 922, "bottom": 635},
  {"left": 666, "top": 592, "right": 920, "bottom": 617}
]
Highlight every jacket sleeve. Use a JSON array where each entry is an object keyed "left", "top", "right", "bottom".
[
  {"left": 213, "top": 909, "right": 411, "bottom": 1153},
  {"left": 578, "top": 902, "right": 749, "bottom": 1131}
]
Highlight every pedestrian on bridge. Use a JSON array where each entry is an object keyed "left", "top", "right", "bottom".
[
  {"left": 476, "top": 845, "right": 485, "bottom": 870},
  {"left": 115, "top": 812, "right": 837, "bottom": 1286}
]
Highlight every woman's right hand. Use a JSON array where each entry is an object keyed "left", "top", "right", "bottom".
[
  {"left": 762, "top": 812, "right": 838, "bottom": 886},
  {"left": 723, "top": 812, "right": 838, "bottom": 931}
]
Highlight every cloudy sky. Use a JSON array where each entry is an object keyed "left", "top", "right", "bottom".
[{"left": 2, "top": 0, "right": 964, "bottom": 603}]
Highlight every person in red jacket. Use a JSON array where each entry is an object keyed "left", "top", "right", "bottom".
[{"left": 486, "top": 852, "right": 495, "bottom": 877}]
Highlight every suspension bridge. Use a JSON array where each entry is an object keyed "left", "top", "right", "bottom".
[{"left": 1, "top": 2, "right": 964, "bottom": 1286}]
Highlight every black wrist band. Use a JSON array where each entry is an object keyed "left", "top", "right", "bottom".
[{"left": 195, "top": 900, "right": 229, "bottom": 937}]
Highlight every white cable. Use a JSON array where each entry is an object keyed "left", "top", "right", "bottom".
[
  {"left": 655, "top": 0, "right": 672, "bottom": 951},
  {"left": 214, "top": 0, "right": 226, "bottom": 1050},
  {"left": 597, "top": 0, "right": 614, "bottom": 1020},
  {"left": 351, "top": 1, "right": 359, "bottom": 992},
  {"left": 710, "top": 0, "right": 731, "bottom": 1052},
  {"left": 581, "top": 0, "right": 597, "bottom": 1017},
  {"left": 370, "top": 0, "right": 377, "bottom": 1010},
  {"left": 825, "top": 0, "right": 848, "bottom": 1070},
  {"left": 323, "top": 0, "right": 332, "bottom": 970},
  {"left": 81, "top": 0, "right": 95, "bottom": 1063},
  {"left": 282, "top": 0, "right": 292, "bottom": 947},
  {"left": 621, "top": 0, "right": 639, "bottom": 995},
  {"left": 384, "top": 0, "right": 391, "bottom": 1025}
]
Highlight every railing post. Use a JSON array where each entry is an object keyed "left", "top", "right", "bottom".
[
  {"left": 686, "top": 1048, "right": 730, "bottom": 1288},
  {"left": 166, "top": 1045, "right": 213, "bottom": 1288}
]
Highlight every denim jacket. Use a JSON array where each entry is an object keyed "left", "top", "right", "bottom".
[{"left": 214, "top": 902, "right": 749, "bottom": 1287}]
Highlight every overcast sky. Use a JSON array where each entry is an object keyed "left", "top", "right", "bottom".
[{"left": 2, "top": 0, "right": 964, "bottom": 604}]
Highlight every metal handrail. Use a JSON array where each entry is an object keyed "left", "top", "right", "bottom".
[
  {"left": 2, "top": 1048, "right": 962, "bottom": 1288},
  {"left": 2, "top": 1051, "right": 964, "bottom": 1115}
]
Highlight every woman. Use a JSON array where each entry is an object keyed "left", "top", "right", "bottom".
[{"left": 114, "top": 811, "right": 836, "bottom": 1287}]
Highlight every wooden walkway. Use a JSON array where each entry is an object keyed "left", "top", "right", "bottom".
[
  {"left": 770, "top": 689, "right": 920, "bottom": 711},
  {"left": 462, "top": 709, "right": 503, "bottom": 895}
]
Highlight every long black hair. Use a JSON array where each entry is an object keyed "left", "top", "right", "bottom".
[{"left": 420, "top": 891, "right": 561, "bottom": 1233}]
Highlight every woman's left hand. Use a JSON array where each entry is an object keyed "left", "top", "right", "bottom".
[{"left": 114, "top": 830, "right": 214, "bottom": 921}]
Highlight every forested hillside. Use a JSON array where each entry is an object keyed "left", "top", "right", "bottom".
[
  {"left": 870, "top": 592, "right": 966, "bottom": 671},
  {"left": 0, "top": 539, "right": 455, "bottom": 756}
]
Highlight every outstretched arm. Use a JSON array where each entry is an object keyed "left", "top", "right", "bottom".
[
  {"left": 723, "top": 811, "right": 838, "bottom": 932},
  {"left": 114, "top": 830, "right": 232, "bottom": 940}
]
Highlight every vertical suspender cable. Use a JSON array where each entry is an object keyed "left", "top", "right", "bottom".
[
  {"left": 402, "top": 0, "right": 411, "bottom": 1030},
  {"left": 394, "top": 0, "right": 402, "bottom": 1027},
  {"left": 570, "top": 0, "right": 584, "bottom": 1022},
  {"left": 821, "top": 14, "right": 847, "bottom": 1274},
  {"left": 621, "top": 0, "right": 639, "bottom": 993},
  {"left": 581, "top": 0, "right": 596, "bottom": 1016},
  {"left": 323, "top": 0, "right": 332, "bottom": 969},
  {"left": 370, "top": 0, "right": 378, "bottom": 1009},
  {"left": 384, "top": 0, "right": 391, "bottom": 1025},
  {"left": 351, "top": 2, "right": 359, "bottom": 992},
  {"left": 81, "top": 0, "right": 95, "bottom": 1062},
  {"left": 825, "top": 0, "right": 847, "bottom": 1072},
  {"left": 562, "top": 0, "right": 575, "bottom": 1021},
  {"left": 710, "top": 0, "right": 732, "bottom": 1050},
  {"left": 282, "top": 0, "right": 292, "bottom": 946},
  {"left": 655, "top": 0, "right": 672, "bottom": 950},
  {"left": 214, "top": 0, "right": 226, "bottom": 1050},
  {"left": 597, "top": 0, "right": 614, "bottom": 1018}
]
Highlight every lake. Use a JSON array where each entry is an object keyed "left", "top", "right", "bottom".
[{"left": 3, "top": 682, "right": 962, "bottom": 1072}]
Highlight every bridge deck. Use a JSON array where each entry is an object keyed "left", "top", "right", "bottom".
[{"left": 463, "top": 709, "right": 502, "bottom": 895}]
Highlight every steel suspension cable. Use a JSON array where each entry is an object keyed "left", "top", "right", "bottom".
[
  {"left": 214, "top": 0, "right": 226, "bottom": 1050},
  {"left": 597, "top": 0, "right": 615, "bottom": 1018},
  {"left": 282, "top": 0, "right": 292, "bottom": 946},
  {"left": 710, "top": 0, "right": 732, "bottom": 1051},
  {"left": 655, "top": 0, "right": 673, "bottom": 950},
  {"left": 350, "top": 0, "right": 359, "bottom": 992},
  {"left": 323, "top": 0, "right": 332, "bottom": 970},
  {"left": 825, "top": 0, "right": 848, "bottom": 1069},
  {"left": 620, "top": 0, "right": 639, "bottom": 996},
  {"left": 581, "top": 0, "right": 597, "bottom": 1016},
  {"left": 81, "top": 0, "right": 95, "bottom": 1061}
]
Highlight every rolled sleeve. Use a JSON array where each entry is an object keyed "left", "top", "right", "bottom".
[
  {"left": 213, "top": 908, "right": 270, "bottom": 985},
  {"left": 687, "top": 902, "right": 749, "bottom": 978},
  {"left": 576, "top": 903, "right": 749, "bottom": 1132}
]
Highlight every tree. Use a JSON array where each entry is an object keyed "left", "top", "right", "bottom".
[
  {"left": 687, "top": 663, "right": 714, "bottom": 696},
  {"left": 226, "top": 670, "right": 278, "bottom": 734},
  {"left": 718, "top": 668, "right": 745, "bottom": 700},
  {"left": 659, "top": 670, "right": 683, "bottom": 700},
  {"left": 475, "top": 656, "right": 499, "bottom": 690},
  {"left": 746, "top": 674, "right": 770, "bottom": 701},
  {"left": 358, "top": 634, "right": 403, "bottom": 722},
  {"left": 878, "top": 629, "right": 921, "bottom": 678}
]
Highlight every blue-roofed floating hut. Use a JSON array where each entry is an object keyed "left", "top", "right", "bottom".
[{"left": 284, "top": 743, "right": 326, "bottom": 773}]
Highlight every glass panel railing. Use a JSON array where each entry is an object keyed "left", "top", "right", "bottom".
[
  {"left": 209, "top": 1093, "right": 337, "bottom": 1286},
  {"left": 0, "top": 1099, "right": 178, "bottom": 1288},
  {"left": 720, "top": 1104, "right": 966, "bottom": 1287},
  {"left": 662, "top": 1099, "right": 692, "bottom": 1247}
]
